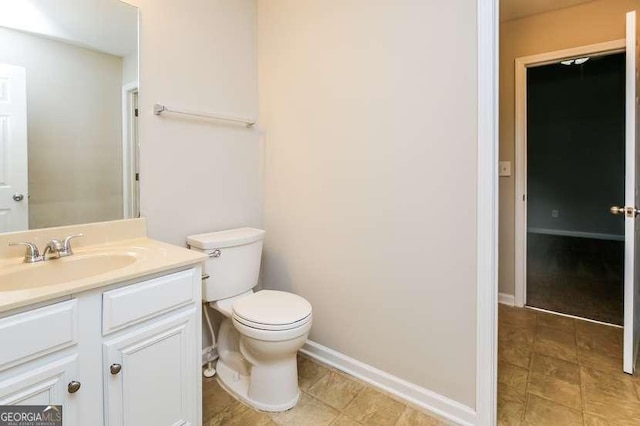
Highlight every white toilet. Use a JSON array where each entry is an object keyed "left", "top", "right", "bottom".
[{"left": 187, "top": 228, "right": 312, "bottom": 412}]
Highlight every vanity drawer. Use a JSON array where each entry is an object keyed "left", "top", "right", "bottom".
[
  {"left": 0, "top": 300, "right": 78, "bottom": 371},
  {"left": 102, "top": 268, "right": 198, "bottom": 335}
]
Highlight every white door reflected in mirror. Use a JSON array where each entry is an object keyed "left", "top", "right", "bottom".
[{"left": 0, "top": 63, "right": 28, "bottom": 233}]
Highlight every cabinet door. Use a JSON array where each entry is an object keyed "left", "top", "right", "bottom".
[
  {"left": 0, "top": 355, "right": 80, "bottom": 426},
  {"left": 103, "top": 307, "right": 199, "bottom": 426}
]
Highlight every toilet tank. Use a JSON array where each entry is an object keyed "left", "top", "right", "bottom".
[{"left": 187, "top": 228, "right": 265, "bottom": 302}]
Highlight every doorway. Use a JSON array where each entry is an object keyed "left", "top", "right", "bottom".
[
  {"left": 509, "top": 16, "right": 640, "bottom": 376},
  {"left": 494, "top": 3, "right": 640, "bottom": 424},
  {"left": 122, "top": 83, "right": 140, "bottom": 219},
  {"left": 513, "top": 40, "right": 627, "bottom": 317},
  {"left": 524, "top": 52, "right": 626, "bottom": 325}
]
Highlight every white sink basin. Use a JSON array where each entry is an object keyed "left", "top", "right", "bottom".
[{"left": 0, "top": 252, "right": 138, "bottom": 291}]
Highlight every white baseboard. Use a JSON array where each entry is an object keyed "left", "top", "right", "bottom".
[
  {"left": 498, "top": 292, "right": 515, "bottom": 306},
  {"left": 527, "top": 227, "right": 624, "bottom": 241},
  {"left": 300, "top": 340, "right": 477, "bottom": 426}
]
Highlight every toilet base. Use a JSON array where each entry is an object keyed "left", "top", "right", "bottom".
[{"left": 216, "top": 359, "right": 300, "bottom": 412}]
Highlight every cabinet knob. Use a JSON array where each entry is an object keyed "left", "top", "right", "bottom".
[
  {"left": 110, "top": 363, "right": 122, "bottom": 375},
  {"left": 67, "top": 381, "right": 81, "bottom": 393}
]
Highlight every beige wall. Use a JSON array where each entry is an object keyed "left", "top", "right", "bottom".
[
  {"left": 0, "top": 27, "right": 123, "bottom": 229},
  {"left": 123, "top": 0, "right": 261, "bottom": 349},
  {"left": 499, "top": 0, "right": 640, "bottom": 295},
  {"left": 128, "top": 0, "right": 261, "bottom": 247},
  {"left": 258, "top": 0, "right": 478, "bottom": 407}
]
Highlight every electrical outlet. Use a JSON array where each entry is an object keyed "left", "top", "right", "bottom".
[
  {"left": 551, "top": 210, "right": 559, "bottom": 218},
  {"left": 499, "top": 161, "right": 511, "bottom": 177}
]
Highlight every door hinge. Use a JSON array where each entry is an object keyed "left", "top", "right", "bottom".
[
  {"left": 134, "top": 108, "right": 138, "bottom": 117},
  {"left": 135, "top": 173, "right": 139, "bottom": 181}
]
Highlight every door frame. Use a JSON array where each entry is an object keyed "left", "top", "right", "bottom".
[
  {"left": 122, "top": 82, "right": 139, "bottom": 219},
  {"left": 477, "top": 0, "right": 499, "bottom": 424},
  {"left": 513, "top": 39, "right": 627, "bottom": 307}
]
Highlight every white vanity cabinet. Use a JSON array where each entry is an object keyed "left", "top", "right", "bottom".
[
  {"left": 103, "top": 308, "right": 198, "bottom": 426},
  {"left": 102, "top": 269, "right": 200, "bottom": 426},
  {"left": 0, "top": 354, "right": 80, "bottom": 426},
  {"left": 0, "top": 266, "right": 202, "bottom": 426},
  {"left": 0, "top": 299, "right": 81, "bottom": 425}
]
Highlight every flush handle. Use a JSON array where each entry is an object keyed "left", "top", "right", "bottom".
[
  {"left": 110, "top": 363, "right": 122, "bottom": 375},
  {"left": 208, "top": 249, "right": 221, "bottom": 258}
]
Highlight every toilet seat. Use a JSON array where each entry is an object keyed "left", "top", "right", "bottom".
[
  {"left": 232, "top": 290, "right": 312, "bottom": 331},
  {"left": 233, "top": 312, "right": 312, "bottom": 331},
  {"left": 232, "top": 313, "right": 313, "bottom": 342}
]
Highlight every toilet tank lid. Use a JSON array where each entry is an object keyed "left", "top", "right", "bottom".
[{"left": 187, "top": 227, "right": 265, "bottom": 249}]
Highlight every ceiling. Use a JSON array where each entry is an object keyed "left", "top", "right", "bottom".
[
  {"left": 0, "top": 0, "right": 137, "bottom": 57},
  {"left": 500, "top": 0, "right": 597, "bottom": 21}
]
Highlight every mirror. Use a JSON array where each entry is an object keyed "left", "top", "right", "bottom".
[{"left": 0, "top": 0, "right": 139, "bottom": 233}]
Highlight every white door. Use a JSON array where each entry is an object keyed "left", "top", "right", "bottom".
[
  {"left": 103, "top": 308, "right": 199, "bottom": 426},
  {"left": 0, "top": 355, "right": 79, "bottom": 426},
  {"left": 622, "top": 11, "right": 640, "bottom": 374},
  {"left": 0, "top": 64, "right": 28, "bottom": 232}
]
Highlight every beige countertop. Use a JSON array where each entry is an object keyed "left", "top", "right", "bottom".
[{"left": 0, "top": 236, "right": 207, "bottom": 314}]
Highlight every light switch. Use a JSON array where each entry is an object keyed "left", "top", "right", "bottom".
[{"left": 499, "top": 161, "right": 511, "bottom": 177}]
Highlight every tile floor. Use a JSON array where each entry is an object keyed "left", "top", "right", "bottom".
[
  {"left": 203, "top": 305, "right": 640, "bottom": 425},
  {"left": 498, "top": 304, "right": 640, "bottom": 425},
  {"left": 203, "top": 355, "right": 449, "bottom": 425}
]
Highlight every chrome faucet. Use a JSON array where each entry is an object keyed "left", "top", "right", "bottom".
[
  {"left": 8, "top": 233, "right": 84, "bottom": 263},
  {"left": 42, "top": 234, "right": 84, "bottom": 260},
  {"left": 42, "top": 239, "right": 65, "bottom": 260}
]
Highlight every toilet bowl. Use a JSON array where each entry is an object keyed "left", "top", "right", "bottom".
[
  {"left": 187, "top": 228, "right": 312, "bottom": 412},
  {"left": 216, "top": 290, "right": 312, "bottom": 410}
]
